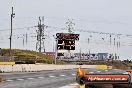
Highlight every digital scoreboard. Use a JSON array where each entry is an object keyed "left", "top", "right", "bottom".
[
  {"left": 58, "top": 40, "right": 75, "bottom": 45},
  {"left": 56, "top": 33, "right": 80, "bottom": 40},
  {"left": 57, "top": 40, "right": 75, "bottom": 50},
  {"left": 56, "top": 33, "right": 80, "bottom": 50}
]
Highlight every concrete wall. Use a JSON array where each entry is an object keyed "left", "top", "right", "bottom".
[{"left": 0, "top": 64, "right": 108, "bottom": 72}]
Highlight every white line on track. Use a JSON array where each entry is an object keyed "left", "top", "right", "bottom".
[
  {"left": 71, "top": 74, "right": 76, "bottom": 76},
  {"left": 97, "top": 71, "right": 101, "bottom": 73},
  {"left": 49, "top": 75, "right": 55, "bottom": 77},
  {"left": 59, "top": 83, "right": 78, "bottom": 88},
  {"left": 89, "top": 72, "right": 94, "bottom": 74},
  {"left": 16, "top": 79, "right": 24, "bottom": 81},
  {"left": 60, "top": 75, "right": 66, "bottom": 77},
  {"left": 6, "top": 80, "right": 13, "bottom": 82},
  {"left": 38, "top": 77, "right": 44, "bottom": 79},
  {"left": 27, "top": 78, "right": 34, "bottom": 80},
  {"left": 105, "top": 70, "right": 108, "bottom": 72}
]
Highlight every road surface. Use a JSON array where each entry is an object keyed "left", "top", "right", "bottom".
[
  {"left": 0, "top": 70, "right": 76, "bottom": 88},
  {"left": 0, "top": 68, "right": 130, "bottom": 88}
]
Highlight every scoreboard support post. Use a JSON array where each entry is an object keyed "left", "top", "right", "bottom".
[{"left": 55, "top": 39, "right": 58, "bottom": 64}]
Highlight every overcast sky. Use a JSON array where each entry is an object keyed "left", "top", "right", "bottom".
[{"left": 0, "top": 0, "right": 132, "bottom": 60}]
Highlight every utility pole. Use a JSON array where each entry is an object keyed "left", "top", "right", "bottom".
[
  {"left": 36, "top": 16, "right": 46, "bottom": 53},
  {"left": 26, "top": 33, "right": 28, "bottom": 45},
  {"left": 42, "top": 16, "right": 45, "bottom": 52},
  {"left": 9, "top": 7, "right": 15, "bottom": 56},
  {"left": 110, "top": 35, "right": 111, "bottom": 45},
  {"left": 39, "top": 17, "right": 42, "bottom": 52},
  {"left": 89, "top": 49, "right": 91, "bottom": 60}
]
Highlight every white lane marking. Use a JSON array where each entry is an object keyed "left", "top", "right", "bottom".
[
  {"left": 49, "top": 75, "right": 55, "bottom": 77},
  {"left": 27, "top": 78, "right": 34, "bottom": 80},
  {"left": 71, "top": 74, "right": 76, "bottom": 76},
  {"left": 17, "top": 79, "right": 24, "bottom": 81},
  {"left": 60, "top": 75, "right": 66, "bottom": 77},
  {"left": 38, "top": 77, "right": 44, "bottom": 79},
  {"left": 6, "top": 80, "right": 13, "bottom": 82},
  {"left": 89, "top": 72, "right": 94, "bottom": 74},
  {"left": 105, "top": 70, "right": 108, "bottom": 72},
  {"left": 123, "top": 72, "right": 129, "bottom": 74},
  {"left": 59, "top": 83, "right": 78, "bottom": 88},
  {"left": 97, "top": 71, "right": 101, "bottom": 73}
]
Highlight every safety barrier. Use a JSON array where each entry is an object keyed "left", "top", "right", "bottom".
[
  {"left": 96, "top": 65, "right": 108, "bottom": 69},
  {"left": 0, "top": 62, "right": 15, "bottom": 65},
  {"left": 0, "top": 64, "right": 108, "bottom": 73}
]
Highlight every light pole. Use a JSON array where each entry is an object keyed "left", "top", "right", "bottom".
[{"left": 10, "top": 7, "right": 15, "bottom": 56}]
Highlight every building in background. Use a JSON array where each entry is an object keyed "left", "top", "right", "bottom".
[
  {"left": 57, "top": 52, "right": 112, "bottom": 61},
  {"left": 43, "top": 52, "right": 119, "bottom": 61},
  {"left": 43, "top": 52, "right": 55, "bottom": 58},
  {"left": 98, "top": 53, "right": 108, "bottom": 60}
]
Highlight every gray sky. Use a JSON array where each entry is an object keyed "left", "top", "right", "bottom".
[{"left": 0, "top": 0, "right": 132, "bottom": 59}]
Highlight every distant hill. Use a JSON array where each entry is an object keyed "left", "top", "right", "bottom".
[{"left": 0, "top": 49, "right": 65, "bottom": 64}]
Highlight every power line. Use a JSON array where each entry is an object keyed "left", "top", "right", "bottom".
[
  {"left": 45, "top": 25, "right": 132, "bottom": 37},
  {"left": 0, "top": 26, "right": 37, "bottom": 32}
]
